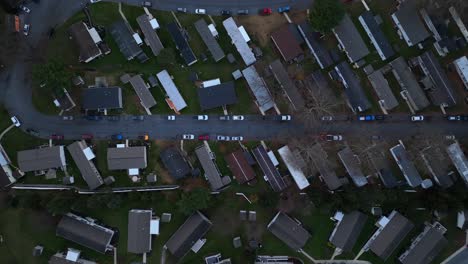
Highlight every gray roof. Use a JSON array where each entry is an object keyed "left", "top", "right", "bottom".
[
  {"left": 69, "top": 22, "right": 102, "bottom": 63},
  {"left": 390, "top": 57, "right": 430, "bottom": 111},
  {"left": 417, "top": 51, "right": 457, "bottom": 107},
  {"left": 252, "top": 145, "right": 288, "bottom": 192},
  {"left": 391, "top": 0, "right": 431, "bottom": 46},
  {"left": 369, "top": 211, "right": 414, "bottom": 260},
  {"left": 310, "top": 144, "right": 342, "bottom": 190},
  {"left": 160, "top": 147, "right": 191, "bottom": 179},
  {"left": 107, "top": 146, "right": 147, "bottom": 170},
  {"left": 297, "top": 22, "right": 333, "bottom": 69},
  {"left": 56, "top": 213, "right": 114, "bottom": 253},
  {"left": 399, "top": 224, "right": 448, "bottom": 264},
  {"left": 109, "top": 20, "right": 145, "bottom": 60},
  {"left": 82, "top": 87, "right": 123, "bottom": 110},
  {"left": 67, "top": 141, "right": 103, "bottom": 190},
  {"left": 194, "top": 19, "right": 225, "bottom": 62},
  {"left": 129, "top": 75, "right": 157, "bottom": 109},
  {"left": 446, "top": 142, "right": 468, "bottom": 185},
  {"left": 420, "top": 146, "right": 454, "bottom": 188},
  {"left": 358, "top": 11, "right": 395, "bottom": 60},
  {"left": 369, "top": 151, "right": 399, "bottom": 188},
  {"left": 17, "top": 146, "right": 65, "bottom": 172},
  {"left": 333, "top": 14, "right": 370, "bottom": 63},
  {"left": 444, "top": 247, "right": 468, "bottom": 264},
  {"left": 167, "top": 22, "right": 197, "bottom": 66},
  {"left": 334, "top": 61, "right": 371, "bottom": 112},
  {"left": 195, "top": 144, "right": 226, "bottom": 191},
  {"left": 337, "top": 147, "right": 368, "bottom": 187},
  {"left": 127, "top": 209, "right": 152, "bottom": 254},
  {"left": 390, "top": 144, "right": 422, "bottom": 188},
  {"left": 367, "top": 69, "right": 399, "bottom": 110},
  {"left": 197, "top": 82, "right": 238, "bottom": 111},
  {"left": 242, "top": 65, "right": 275, "bottom": 113},
  {"left": 223, "top": 17, "right": 256, "bottom": 66},
  {"left": 136, "top": 14, "right": 164, "bottom": 56},
  {"left": 156, "top": 70, "right": 187, "bottom": 112},
  {"left": 329, "top": 211, "right": 367, "bottom": 252},
  {"left": 269, "top": 59, "right": 305, "bottom": 110},
  {"left": 166, "top": 211, "right": 212, "bottom": 259},
  {"left": 267, "top": 212, "right": 311, "bottom": 250}
]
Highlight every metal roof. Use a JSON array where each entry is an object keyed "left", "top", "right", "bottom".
[
  {"left": 194, "top": 19, "right": 225, "bottom": 62},
  {"left": 390, "top": 144, "right": 422, "bottom": 188},
  {"left": 333, "top": 14, "right": 370, "bottom": 63},
  {"left": 156, "top": 70, "right": 187, "bottom": 111},
  {"left": 391, "top": 0, "right": 431, "bottom": 47},
  {"left": 454, "top": 56, "right": 468, "bottom": 88},
  {"left": 310, "top": 144, "right": 342, "bottom": 190},
  {"left": 277, "top": 145, "right": 309, "bottom": 190},
  {"left": 369, "top": 211, "right": 414, "bottom": 260},
  {"left": 271, "top": 25, "right": 303, "bottom": 62},
  {"left": 225, "top": 149, "right": 256, "bottom": 184},
  {"left": 446, "top": 142, "right": 468, "bottom": 185},
  {"left": 82, "top": 87, "right": 122, "bottom": 110},
  {"left": 242, "top": 65, "right": 275, "bottom": 113},
  {"left": 417, "top": 51, "right": 457, "bottom": 107},
  {"left": 269, "top": 59, "right": 305, "bottom": 110},
  {"left": 129, "top": 75, "right": 157, "bottom": 109},
  {"left": 267, "top": 212, "right": 311, "bottom": 250},
  {"left": 390, "top": 57, "right": 430, "bottom": 111},
  {"left": 166, "top": 211, "right": 212, "bottom": 259},
  {"left": 56, "top": 213, "right": 114, "bottom": 253},
  {"left": 67, "top": 141, "right": 103, "bottom": 190},
  {"left": 399, "top": 224, "right": 448, "bottom": 264},
  {"left": 297, "top": 22, "right": 333, "bottom": 69},
  {"left": 127, "top": 209, "right": 152, "bottom": 253},
  {"left": 195, "top": 144, "right": 226, "bottom": 191},
  {"left": 107, "top": 146, "right": 147, "bottom": 170},
  {"left": 367, "top": 69, "right": 399, "bottom": 110},
  {"left": 444, "top": 247, "right": 468, "bottom": 264},
  {"left": 252, "top": 145, "right": 288, "bottom": 192},
  {"left": 334, "top": 61, "right": 371, "bottom": 112},
  {"left": 136, "top": 14, "right": 164, "bottom": 56},
  {"left": 109, "top": 20, "right": 145, "bottom": 60},
  {"left": 337, "top": 147, "right": 368, "bottom": 187},
  {"left": 167, "top": 22, "right": 197, "bottom": 66},
  {"left": 197, "top": 82, "right": 238, "bottom": 111},
  {"left": 329, "top": 211, "right": 367, "bottom": 252},
  {"left": 369, "top": 150, "right": 399, "bottom": 188},
  {"left": 222, "top": 17, "right": 256, "bottom": 66},
  {"left": 69, "top": 22, "right": 102, "bottom": 63},
  {"left": 358, "top": 11, "right": 395, "bottom": 61},
  {"left": 420, "top": 146, "right": 454, "bottom": 188},
  {"left": 160, "top": 147, "right": 191, "bottom": 180},
  {"left": 17, "top": 146, "right": 65, "bottom": 172}
]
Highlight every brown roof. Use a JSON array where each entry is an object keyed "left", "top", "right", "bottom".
[
  {"left": 271, "top": 25, "right": 303, "bottom": 62},
  {"left": 225, "top": 150, "right": 256, "bottom": 184}
]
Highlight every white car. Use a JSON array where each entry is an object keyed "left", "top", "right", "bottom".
[
  {"left": 411, "top": 115, "right": 424, "bottom": 122},
  {"left": 279, "top": 115, "right": 291, "bottom": 121},
  {"left": 90, "top": 0, "right": 102, "bottom": 3},
  {"left": 167, "top": 115, "right": 176, "bottom": 121},
  {"left": 182, "top": 134, "right": 195, "bottom": 140},
  {"left": 195, "top": 9, "right": 206, "bottom": 14},
  {"left": 20, "top": 5, "right": 30, "bottom": 13},
  {"left": 11, "top": 116, "right": 21, "bottom": 127},
  {"left": 232, "top": 115, "right": 245, "bottom": 121},
  {"left": 23, "top": 24, "right": 30, "bottom": 36},
  {"left": 321, "top": 116, "right": 333, "bottom": 121},
  {"left": 217, "top": 135, "right": 231, "bottom": 141},
  {"left": 231, "top": 136, "right": 244, "bottom": 141},
  {"left": 196, "top": 115, "right": 208, "bottom": 120}
]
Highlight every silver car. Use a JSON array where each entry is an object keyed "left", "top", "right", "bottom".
[
  {"left": 167, "top": 115, "right": 176, "bottom": 121},
  {"left": 182, "top": 134, "right": 195, "bottom": 140},
  {"left": 231, "top": 136, "right": 244, "bottom": 141},
  {"left": 232, "top": 115, "right": 244, "bottom": 121},
  {"left": 196, "top": 115, "right": 209, "bottom": 120},
  {"left": 217, "top": 135, "right": 231, "bottom": 141}
]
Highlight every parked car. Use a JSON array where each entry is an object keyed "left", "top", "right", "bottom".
[
  {"left": 358, "top": 115, "right": 375, "bottom": 121},
  {"left": 217, "top": 135, "right": 231, "bottom": 141},
  {"left": 325, "top": 134, "right": 343, "bottom": 141},
  {"left": 182, "top": 134, "right": 195, "bottom": 140},
  {"left": 261, "top": 8, "right": 272, "bottom": 15},
  {"left": 232, "top": 115, "right": 245, "bottom": 121},
  {"left": 111, "top": 134, "right": 123, "bottom": 140},
  {"left": 141, "top": 1, "right": 151, "bottom": 7},
  {"left": 221, "top": 10, "right": 231, "bottom": 15},
  {"left": 50, "top": 134, "right": 64, "bottom": 140},
  {"left": 20, "top": 5, "right": 31, "bottom": 13},
  {"left": 198, "top": 135, "right": 210, "bottom": 141},
  {"left": 277, "top": 6, "right": 290, "bottom": 13},
  {"left": 26, "top": 129, "right": 39, "bottom": 137},
  {"left": 277, "top": 115, "right": 291, "bottom": 121},
  {"left": 447, "top": 115, "right": 468, "bottom": 121},
  {"left": 411, "top": 115, "right": 424, "bottom": 122},
  {"left": 321, "top": 116, "right": 333, "bottom": 121},
  {"left": 81, "top": 134, "right": 93, "bottom": 140},
  {"left": 139, "top": 134, "right": 149, "bottom": 141},
  {"left": 132, "top": 115, "right": 144, "bottom": 121},
  {"left": 167, "top": 115, "right": 176, "bottom": 121},
  {"left": 177, "top": 7, "right": 187, "bottom": 13},
  {"left": 86, "top": 115, "right": 103, "bottom": 121},
  {"left": 10, "top": 116, "right": 21, "bottom": 127},
  {"left": 195, "top": 115, "right": 209, "bottom": 120},
  {"left": 23, "top": 24, "right": 30, "bottom": 36},
  {"left": 62, "top": 116, "right": 74, "bottom": 121},
  {"left": 445, "top": 135, "right": 455, "bottom": 140},
  {"left": 219, "top": 115, "right": 230, "bottom": 121},
  {"left": 195, "top": 9, "right": 206, "bottom": 14},
  {"left": 107, "top": 116, "right": 119, "bottom": 121},
  {"left": 231, "top": 136, "right": 244, "bottom": 141},
  {"left": 375, "top": 115, "right": 385, "bottom": 121},
  {"left": 90, "top": 0, "right": 102, "bottom": 3},
  {"left": 371, "top": 135, "right": 382, "bottom": 140},
  {"left": 237, "top": 9, "right": 249, "bottom": 15}
]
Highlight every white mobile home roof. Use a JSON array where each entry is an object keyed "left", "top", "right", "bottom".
[
  {"left": 447, "top": 142, "right": 468, "bottom": 184},
  {"left": 238, "top": 26, "right": 251, "bottom": 42},
  {"left": 242, "top": 65, "right": 274, "bottom": 112},
  {"left": 156, "top": 70, "right": 188, "bottom": 111},
  {"left": 278, "top": 145, "right": 310, "bottom": 190},
  {"left": 454, "top": 56, "right": 468, "bottom": 86},
  {"left": 223, "top": 17, "right": 256, "bottom": 66},
  {"left": 202, "top": 78, "right": 221, "bottom": 88}
]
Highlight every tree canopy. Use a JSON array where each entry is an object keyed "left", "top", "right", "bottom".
[
  {"left": 309, "top": 0, "right": 345, "bottom": 33},
  {"left": 32, "top": 59, "right": 71, "bottom": 96},
  {"left": 177, "top": 188, "right": 212, "bottom": 215}
]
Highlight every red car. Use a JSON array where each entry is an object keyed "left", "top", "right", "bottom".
[
  {"left": 261, "top": 8, "right": 272, "bottom": 15},
  {"left": 198, "top": 135, "right": 210, "bottom": 141},
  {"left": 81, "top": 134, "right": 93, "bottom": 140},
  {"left": 50, "top": 134, "right": 64, "bottom": 140}
]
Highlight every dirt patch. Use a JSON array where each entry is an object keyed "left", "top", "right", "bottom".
[
  {"left": 235, "top": 14, "right": 287, "bottom": 46},
  {"left": 180, "top": 177, "right": 209, "bottom": 192}
]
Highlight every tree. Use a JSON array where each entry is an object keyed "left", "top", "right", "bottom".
[
  {"left": 44, "top": 191, "right": 76, "bottom": 215},
  {"left": 176, "top": 188, "right": 211, "bottom": 215},
  {"left": 32, "top": 58, "right": 71, "bottom": 96},
  {"left": 157, "top": 48, "right": 176, "bottom": 66},
  {"left": 309, "top": 0, "right": 345, "bottom": 33}
]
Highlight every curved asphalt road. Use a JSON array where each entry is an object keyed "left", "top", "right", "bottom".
[{"left": 1, "top": 0, "right": 468, "bottom": 141}]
